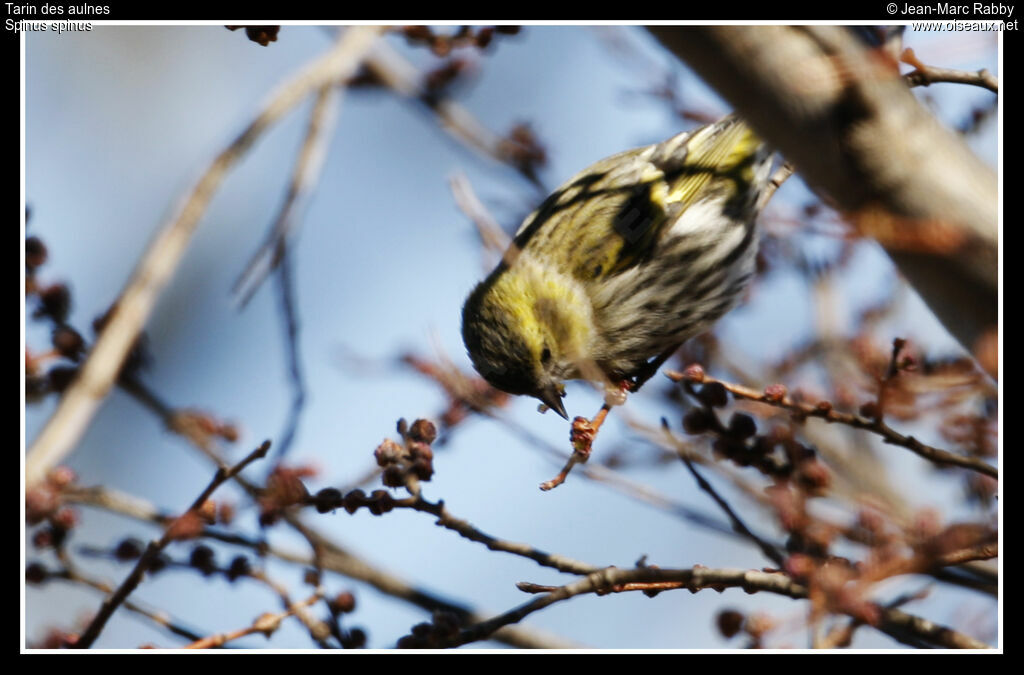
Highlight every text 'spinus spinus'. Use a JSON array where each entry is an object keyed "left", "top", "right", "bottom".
[{"left": 462, "top": 114, "right": 773, "bottom": 418}]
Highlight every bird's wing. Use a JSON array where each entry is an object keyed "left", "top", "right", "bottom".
[{"left": 510, "top": 116, "right": 763, "bottom": 285}]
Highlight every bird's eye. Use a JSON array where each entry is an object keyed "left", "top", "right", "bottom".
[{"left": 540, "top": 347, "right": 552, "bottom": 364}]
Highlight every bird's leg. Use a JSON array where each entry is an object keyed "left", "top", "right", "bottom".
[{"left": 630, "top": 344, "right": 682, "bottom": 392}]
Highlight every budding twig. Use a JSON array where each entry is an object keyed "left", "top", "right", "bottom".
[
  {"left": 540, "top": 403, "right": 611, "bottom": 491},
  {"left": 665, "top": 368, "right": 997, "bottom": 479},
  {"left": 74, "top": 440, "right": 272, "bottom": 648}
]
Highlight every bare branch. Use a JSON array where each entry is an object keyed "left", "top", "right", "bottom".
[
  {"left": 73, "top": 441, "right": 272, "bottom": 648},
  {"left": 311, "top": 488, "right": 598, "bottom": 575},
  {"left": 449, "top": 171, "right": 512, "bottom": 258},
  {"left": 673, "top": 432, "right": 786, "bottom": 568},
  {"left": 183, "top": 590, "right": 323, "bottom": 649},
  {"left": 449, "top": 566, "right": 991, "bottom": 649},
  {"left": 46, "top": 565, "right": 205, "bottom": 644},
  {"left": 233, "top": 82, "right": 340, "bottom": 307},
  {"left": 666, "top": 368, "right": 997, "bottom": 479},
  {"left": 901, "top": 48, "right": 999, "bottom": 93},
  {"left": 364, "top": 40, "right": 546, "bottom": 191},
  {"left": 63, "top": 481, "right": 579, "bottom": 649}
]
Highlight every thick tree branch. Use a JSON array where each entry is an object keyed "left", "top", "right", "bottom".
[
  {"left": 647, "top": 26, "right": 997, "bottom": 354},
  {"left": 451, "top": 566, "right": 991, "bottom": 649}
]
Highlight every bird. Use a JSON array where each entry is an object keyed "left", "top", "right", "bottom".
[{"left": 461, "top": 114, "right": 774, "bottom": 419}]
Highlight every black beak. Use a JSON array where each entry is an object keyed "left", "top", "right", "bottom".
[{"left": 537, "top": 384, "right": 568, "bottom": 420}]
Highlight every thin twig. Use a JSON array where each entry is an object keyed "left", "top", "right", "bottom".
[
  {"left": 364, "top": 40, "right": 546, "bottom": 192},
  {"left": 758, "top": 160, "right": 795, "bottom": 210},
  {"left": 239, "top": 85, "right": 341, "bottom": 459},
  {"left": 315, "top": 489, "right": 598, "bottom": 575},
  {"left": 278, "top": 513, "right": 581, "bottom": 649},
  {"left": 905, "top": 66, "right": 999, "bottom": 93},
  {"left": 540, "top": 404, "right": 612, "bottom": 491},
  {"left": 269, "top": 249, "right": 306, "bottom": 459},
  {"left": 452, "top": 567, "right": 803, "bottom": 647},
  {"left": 247, "top": 569, "right": 331, "bottom": 647},
  {"left": 233, "top": 82, "right": 340, "bottom": 307},
  {"left": 665, "top": 369, "right": 997, "bottom": 479},
  {"left": 670, "top": 423, "right": 786, "bottom": 568},
  {"left": 25, "top": 26, "right": 383, "bottom": 489},
  {"left": 73, "top": 440, "right": 272, "bottom": 648},
  {"left": 901, "top": 48, "right": 999, "bottom": 93},
  {"left": 820, "top": 585, "right": 931, "bottom": 649},
  {"left": 49, "top": 565, "right": 206, "bottom": 644},
  {"left": 183, "top": 590, "right": 323, "bottom": 649},
  {"left": 449, "top": 171, "right": 512, "bottom": 259}
]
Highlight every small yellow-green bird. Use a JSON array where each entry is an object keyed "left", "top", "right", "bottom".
[{"left": 461, "top": 115, "right": 773, "bottom": 419}]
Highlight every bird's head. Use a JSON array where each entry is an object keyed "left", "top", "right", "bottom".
[{"left": 461, "top": 259, "right": 593, "bottom": 419}]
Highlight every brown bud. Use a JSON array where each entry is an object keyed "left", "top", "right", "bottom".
[
  {"left": 407, "top": 441, "right": 433, "bottom": 462},
  {"left": 51, "top": 326, "right": 85, "bottom": 360},
  {"left": 797, "top": 459, "right": 831, "bottom": 493},
  {"left": 682, "top": 363, "right": 706, "bottom": 382},
  {"left": 408, "top": 419, "right": 438, "bottom": 444},
  {"left": 46, "top": 466, "right": 77, "bottom": 489},
  {"left": 26, "top": 486, "right": 59, "bottom": 525},
  {"left": 342, "top": 489, "right": 367, "bottom": 514},
  {"left": 368, "top": 490, "right": 395, "bottom": 515},
  {"left": 218, "top": 423, "right": 240, "bottom": 443},
  {"left": 716, "top": 609, "right": 745, "bottom": 638},
  {"left": 227, "top": 555, "right": 251, "bottom": 581},
  {"left": 166, "top": 511, "right": 204, "bottom": 540},
  {"left": 382, "top": 465, "right": 406, "bottom": 488},
  {"left": 197, "top": 499, "right": 217, "bottom": 524},
  {"left": 115, "top": 538, "right": 144, "bottom": 561},
  {"left": 26, "top": 562, "right": 49, "bottom": 584},
  {"left": 727, "top": 413, "right": 757, "bottom": 439},
  {"left": 859, "top": 401, "right": 879, "bottom": 419},
  {"left": 331, "top": 591, "right": 357, "bottom": 614},
  {"left": 411, "top": 458, "right": 434, "bottom": 481},
  {"left": 344, "top": 627, "right": 366, "bottom": 648},
  {"left": 476, "top": 27, "right": 494, "bottom": 48},
  {"left": 35, "top": 284, "right": 71, "bottom": 322},
  {"left": 253, "top": 612, "right": 281, "bottom": 636},
  {"left": 217, "top": 501, "right": 236, "bottom": 525},
  {"left": 189, "top": 545, "right": 217, "bottom": 575},
  {"left": 52, "top": 506, "right": 78, "bottom": 530},
  {"left": 697, "top": 381, "right": 729, "bottom": 408},
  {"left": 313, "top": 488, "right": 343, "bottom": 513},
  {"left": 48, "top": 366, "right": 79, "bottom": 393},
  {"left": 26, "top": 236, "right": 48, "bottom": 270},
  {"left": 374, "top": 439, "right": 404, "bottom": 467}
]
